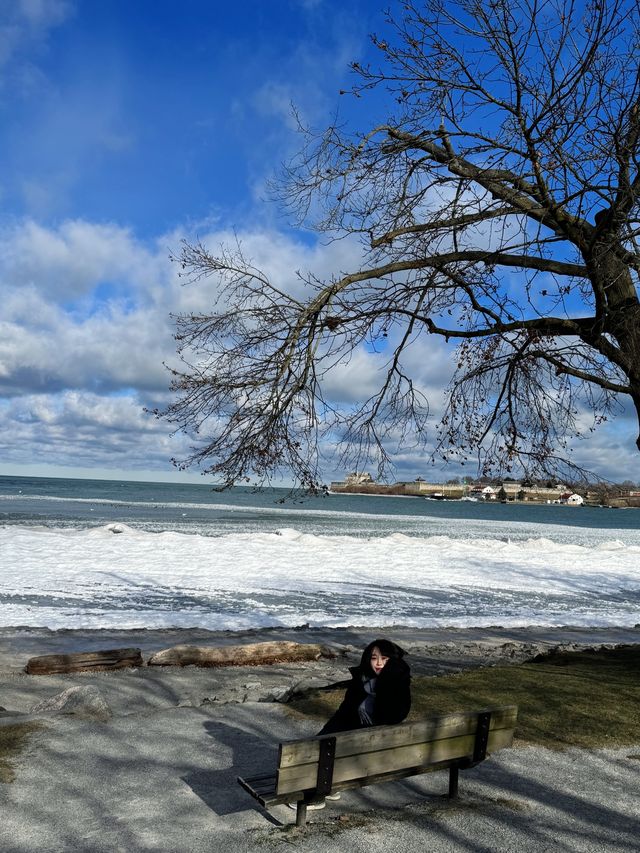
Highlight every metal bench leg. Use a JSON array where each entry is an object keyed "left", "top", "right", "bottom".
[
  {"left": 448, "top": 765, "right": 459, "bottom": 799},
  {"left": 296, "top": 802, "right": 307, "bottom": 827}
]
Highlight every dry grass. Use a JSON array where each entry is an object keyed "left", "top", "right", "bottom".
[
  {"left": 288, "top": 645, "right": 640, "bottom": 749},
  {"left": 0, "top": 722, "right": 43, "bottom": 782}
]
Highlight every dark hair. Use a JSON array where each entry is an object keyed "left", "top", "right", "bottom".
[{"left": 359, "top": 638, "right": 407, "bottom": 677}]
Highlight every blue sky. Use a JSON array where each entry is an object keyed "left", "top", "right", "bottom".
[
  {"left": 1, "top": 0, "right": 379, "bottom": 229},
  {"left": 1, "top": 0, "right": 639, "bottom": 486}
]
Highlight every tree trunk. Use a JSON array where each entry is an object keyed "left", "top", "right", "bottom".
[
  {"left": 146, "top": 641, "right": 330, "bottom": 668},
  {"left": 25, "top": 648, "right": 143, "bottom": 675},
  {"left": 586, "top": 240, "right": 640, "bottom": 449}
]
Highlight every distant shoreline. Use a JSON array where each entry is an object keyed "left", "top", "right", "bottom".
[
  {"left": 330, "top": 489, "right": 586, "bottom": 506},
  {"left": 329, "top": 487, "right": 637, "bottom": 508}
]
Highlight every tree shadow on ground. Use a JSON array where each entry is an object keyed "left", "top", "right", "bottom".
[{"left": 182, "top": 718, "right": 282, "bottom": 824}]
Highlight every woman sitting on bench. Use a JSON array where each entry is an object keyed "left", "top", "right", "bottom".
[
  {"left": 291, "top": 638, "right": 411, "bottom": 810},
  {"left": 319, "top": 637, "right": 412, "bottom": 735}
]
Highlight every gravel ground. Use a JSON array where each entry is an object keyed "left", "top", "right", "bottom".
[
  {"left": 0, "top": 626, "right": 638, "bottom": 852},
  {"left": 0, "top": 703, "right": 638, "bottom": 853}
]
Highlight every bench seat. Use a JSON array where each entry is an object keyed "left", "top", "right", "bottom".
[{"left": 238, "top": 705, "right": 517, "bottom": 825}]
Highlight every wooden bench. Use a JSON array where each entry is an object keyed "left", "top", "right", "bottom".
[{"left": 238, "top": 705, "right": 518, "bottom": 826}]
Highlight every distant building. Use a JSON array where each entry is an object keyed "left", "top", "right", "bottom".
[
  {"left": 469, "top": 485, "right": 497, "bottom": 499},
  {"left": 566, "top": 493, "right": 584, "bottom": 505},
  {"left": 344, "top": 472, "right": 374, "bottom": 485}
]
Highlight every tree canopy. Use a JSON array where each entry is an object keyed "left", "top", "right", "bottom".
[{"left": 160, "top": 0, "right": 640, "bottom": 490}]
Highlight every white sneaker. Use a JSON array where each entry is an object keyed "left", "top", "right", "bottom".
[
  {"left": 287, "top": 800, "right": 326, "bottom": 810},
  {"left": 325, "top": 792, "right": 341, "bottom": 800}
]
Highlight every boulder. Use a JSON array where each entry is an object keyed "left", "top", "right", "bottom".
[
  {"left": 146, "top": 640, "right": 329, "bottom": 668},
  {"left": 260, "top": 685, "right": 292, "bottom": 702},
  {"left": 30, "top": 686, "right": 112, "bottom": 722},
  {"left": 288, "top": 675, "right": 340, "bottom": 696},
  {"left": 199, "top": 683, "right": 292, "bottom": 704}
]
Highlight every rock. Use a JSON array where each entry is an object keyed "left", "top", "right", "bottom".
[
  {"left": 199, "top": 687, "right": 251, "bottom": 705},
  {"left": 196, "top": 671, "right": 341, "bottom": 706},
  {"left": 30, "top": 686, "right": 112, "bottom": 722},
  {"left": 260, "top": 685, "right": 292, "bottom": 702},
  {"left": 289, "top": 676, "right": 338, "bottom": 695},
  {"left": 146, "top": 641, "right": 327, "bottom": 668}
]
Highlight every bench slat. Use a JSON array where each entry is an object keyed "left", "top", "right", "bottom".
[
  {"left": 238, "top": 774, "right": 304, "bottom": 807},
  {"left": 238, "top": 775, "right": 277, "bottom": 799},
  {"left": 315, "top": 755, "right": 473, "bottom": 793},
  {"left": 241, "top": 772, "right": 277, "bottom": 785},
  {"left": 278, "top": 706, "right": 517, "bottom": 769},
  {"left": 246, "top": 779, "right": 277, "bottom": 795},
  {"left": 276, "top": 726, "right": 514, "bottom": 795}
]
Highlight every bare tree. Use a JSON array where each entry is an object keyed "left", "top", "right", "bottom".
[{"left": 159, "top": 0, "right": 640, "bottom": 491}]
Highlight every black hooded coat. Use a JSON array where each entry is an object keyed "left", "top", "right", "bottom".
[{"left": 318, "top": 639, "right": 411, "bottom": 735}]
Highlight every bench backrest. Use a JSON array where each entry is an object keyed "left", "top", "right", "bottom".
[{"left": 275, "top": 705, "right": 517, "bottom": 797}]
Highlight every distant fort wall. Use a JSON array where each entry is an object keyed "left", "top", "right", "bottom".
[{"left": 329, "top": 473, "right": 633, "bottom": 505}]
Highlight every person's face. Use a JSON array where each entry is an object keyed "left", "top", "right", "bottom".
[{"left": 370, "top": 646, "right": 390, "bottom": 675}]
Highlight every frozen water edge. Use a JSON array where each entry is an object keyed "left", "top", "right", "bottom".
[{"left": 2, "top": 523, "right": 640, "bottom": 629}]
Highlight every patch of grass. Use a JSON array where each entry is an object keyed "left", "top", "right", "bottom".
[
  {"left": 287, "top": 645, "right": 640, "bottom": 750},
  {"left": 0, "top": 722, "right": 43, "bottom": 782}
]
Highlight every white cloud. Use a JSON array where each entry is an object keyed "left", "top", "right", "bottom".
[
  {"left": 1, "top": 215, "right": 639, "bottom": 483},
  {"left": 319, "top": 348, "right": 390, "bottom": 403},
  {"left": 0, "top": 390, "right": 188, "bottom": 472},
  {"left": 0, "top": 218, "right": 376, "bottom": 475},
  {"left": 0, "top": 219, "right": 182, "bottom": 397},
  {"left": 569, "top": 432, "right": 640, "bottom": 484},
  {"left": 2, "top": 219, "right": 162, "bottom": 299},
  {"left": 253, "top": 81, "right": 303, "bottom": 131},
  {"left": 318, "top": 334, "right": 454, "bottom": 412},
  {"left": 0, "top": 299, "right": 171, "bottom": 395}
]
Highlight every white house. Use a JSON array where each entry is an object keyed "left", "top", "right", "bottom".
[
  {"left": 469, "top": 485, "right": 496, "bottom": 500},
  {"left": 566, "top": 493, "right": 584, "bottom": 506}
]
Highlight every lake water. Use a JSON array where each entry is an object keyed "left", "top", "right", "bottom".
[{"left": 1, "top": 475, "right": 639, "bottom": 630}]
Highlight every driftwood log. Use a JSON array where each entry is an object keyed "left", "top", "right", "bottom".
[
  {"left": 146, "top": 641, "right": 329, "bottom": 668},
  {"left": 25, "top": 647, "right": 143, "bottom": 675}
]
